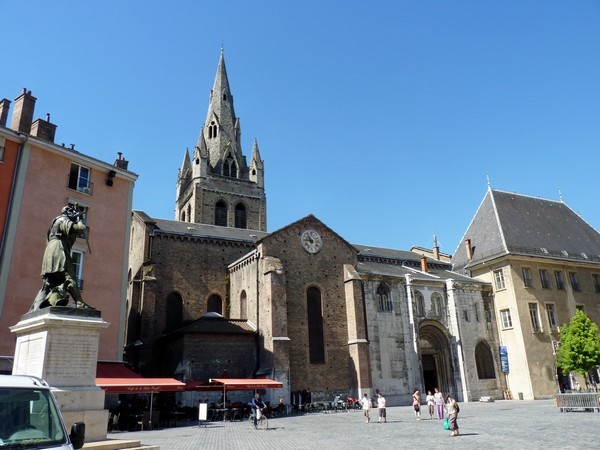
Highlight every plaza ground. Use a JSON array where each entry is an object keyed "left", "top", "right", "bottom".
[{"left": 107, "top": 399, "right": 599, "bottom": 449}]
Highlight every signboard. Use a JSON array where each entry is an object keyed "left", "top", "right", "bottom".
[
  {"left": 199, "top": 403, "right": 208, "bottom": 421},
  {"left": 499, "top": 346, "right": 509, "bottom": 373}
]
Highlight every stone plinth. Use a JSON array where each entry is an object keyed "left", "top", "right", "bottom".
[{"left": 10, "top": 307, "right": 110, "bottom": 442}]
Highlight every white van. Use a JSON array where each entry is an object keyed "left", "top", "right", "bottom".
[{"left": 0, "top": 375, "right": 85, "bottom": 449}]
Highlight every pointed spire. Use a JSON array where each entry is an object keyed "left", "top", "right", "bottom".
[
  {"left": 251, "top": 138, "right": 263, "bottom": 168},
  {"left": 180, "top": 148, "right": 191, "bottom": 176}
]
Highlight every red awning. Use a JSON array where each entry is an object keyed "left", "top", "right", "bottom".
[
  {"left": 186, "top": 378, "right": 283, "bottom": 391},
  {"left": 96, "top": 362, "right": 185, "bottom": 394}
]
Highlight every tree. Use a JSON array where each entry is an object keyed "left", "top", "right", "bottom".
[{"left": 556, "top": 310, "right": 600, "bottom": 388}]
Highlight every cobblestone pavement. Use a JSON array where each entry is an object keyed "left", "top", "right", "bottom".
[{"left": 108, "top": 400, "right": 599, "bottom": 449}]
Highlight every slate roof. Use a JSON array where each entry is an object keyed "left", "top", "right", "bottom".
[
  {"left": 452, "top": 189, "right": 600, "bottom": 270},
  {"left": 133, "top": 210, "right": 268, "bottom": 243}
]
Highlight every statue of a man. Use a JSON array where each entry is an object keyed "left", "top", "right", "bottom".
[{"left": 30, "top": 205, "right": 94, "bottom": 311}]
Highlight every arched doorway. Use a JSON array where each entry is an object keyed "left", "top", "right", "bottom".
[{"left": 419, "top": 322, "right": 455, "bottom": 396}]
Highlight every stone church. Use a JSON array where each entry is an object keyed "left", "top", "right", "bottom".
[{"left": 126, "top": 51, "right": 506, "bottom": 405}]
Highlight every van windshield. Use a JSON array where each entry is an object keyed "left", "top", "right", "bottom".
[{"left": 0, "top": 387, "right": 68, "bottom": 448}]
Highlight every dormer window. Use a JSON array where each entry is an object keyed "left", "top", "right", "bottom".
[
  {"left": 223, "top": 93, "right": 227, "bottom": 101},
  {"left": 208, "top": 121, "right": 218, "bottom": 139}
]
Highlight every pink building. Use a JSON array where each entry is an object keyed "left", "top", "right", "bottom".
[{"left": 0, "top": 89, "right": 137, "bottom": 371}]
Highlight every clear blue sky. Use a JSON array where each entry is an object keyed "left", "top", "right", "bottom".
[{"left": 2, "top": 1, "right": 599, "bottom": 255}]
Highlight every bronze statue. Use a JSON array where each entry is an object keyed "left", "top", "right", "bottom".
[{"left": 30, "top": 205, "right": 94, "bottom": 311}]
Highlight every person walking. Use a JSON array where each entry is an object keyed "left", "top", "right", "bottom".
[
  {"left": 446, "top": 395, "right": 460, "bottom": 436},
  {"left": 361, "top": 393, "right": 371, "bottom": 423},
  {"left": 433, "top": 387, "right": 444, "bottom": 420},
  {"left": 377, "top": 392, "right": 386, "bottom": 423},
  {"left": 412, "top": 388, "right": 421, "bottom": 420},
  {"left": 251, "top": 393, "right": 266, "bottom": 428},
  {"left": 426, "top": 390, "right": 435, "bottom": 419}
]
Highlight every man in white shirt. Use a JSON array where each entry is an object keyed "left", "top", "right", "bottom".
[
  {"left": 377, "top": 392, "right": 386, "bottom": 423},
  {"left": 361, "top": 393, "right": 371, "bottom": 423}
]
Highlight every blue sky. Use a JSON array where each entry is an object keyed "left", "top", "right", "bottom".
[{"left": 2, "top": 1, "right": 599, "bottom": 255}]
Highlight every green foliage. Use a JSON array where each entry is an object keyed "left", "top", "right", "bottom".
[{"left": 556, "top": 310, "right": 600, "bottom": 377}]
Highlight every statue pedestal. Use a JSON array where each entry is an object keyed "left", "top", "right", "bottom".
[{"left": 10, "top": 307, "right": 110, "bottom": 442}]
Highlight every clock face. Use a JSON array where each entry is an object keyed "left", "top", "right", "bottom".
[{"left": 301, "top": 229, "right": 322, "bottom": 254}]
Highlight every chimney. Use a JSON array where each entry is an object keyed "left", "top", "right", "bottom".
[
  {"left": 11, "top": 88, "right": 37, "bottom": 134},
  {"left": 465, "top": 239, "right": 473, "bottom": 261},
  {"left": 30, "top": 114, "right": 57, "bottom": 143},
  {"left": 433, "top": 235, "right": 440, "bottom": 261},
  {"left": 0, "top": 99, "right": 11, "bottom": 127},
  {"left": 420, "top": 255, "right": 428, "bottom": 272},
  {"left": 114, "top": 152, "right": 129, "bottom": 170}
]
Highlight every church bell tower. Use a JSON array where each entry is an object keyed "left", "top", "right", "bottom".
[{"left": 175, "top": 50, "right": 267, "bottom": 231}]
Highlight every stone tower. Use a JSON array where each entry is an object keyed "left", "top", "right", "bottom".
[{"left": 175, "top": 50, "right": 267, "bottom": 231}]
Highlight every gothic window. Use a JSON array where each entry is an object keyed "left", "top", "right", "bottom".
[
  {"left": 223, "top": 93, "right": 227, "bottom": 100},
  {"left": 307, "top": 287, "right": 325, "bottom": 363},
  {"left": 234, "top": 203, "right": 247, "bottom": 229},
  {"left": 180, "top": 211, "right": 186, "bottom": 222},
  {"left": 187, "top": 204, "right": 191, "bottom": 222},
  {"left": 223, "top": 154, "right": 238, "bottom": 178},
  {"left": 240, "top": 291, "right": 247, "bottom": 320},
  {"left": 431, "top": 293, "right": 443, "bottom": 316},
  {"left": 475, "top": 341, "right": 496, "bottom": 379},
  {"left": 414, "top": 291, "right": 425, "bottom": 316},
  {"left": 165, "top": 292, "right": 183, "bottom": 333},
  {"left": 208, "top": 121, "right": 218, "bottom": 139},
  {"left": 215, "top": 200, "right": 227, "bottom": 226},
  {"left": 207, "top": 294, "right": 223, "bottom": 315},
  {"left": 376, "top": 283, "right": 392, "bottom": 312}
]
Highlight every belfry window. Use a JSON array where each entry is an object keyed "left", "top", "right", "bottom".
[
  {"left": 215, "top": 200, "right": 227, "bottom": 226},
  {"left": 307, "top": 287, "right": 325, "bottom": 363},
  {"left": 234, "top": 203, "right": 247, "bottom": 229}
]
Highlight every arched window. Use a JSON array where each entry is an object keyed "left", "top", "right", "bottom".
[
  {"left": 207, "top": 294, "right": 223, "bottom": 315},
  {"left": 415, "top": 291, "right": 425, "bottom": 316},
  {"left": 376, "top": 283, "right": 392, "bottom": 312},
  {"left": 307, "top": 287, "right": 325, "bottom": 363},
  {"left": 187, "top": 204, "right": 192, "bottom": 222},
  {"left": 165, "top": 292, "right": 183, "bottom": 333},
  {"left": 234, "top": 203, "right": 247, "bottom": 229},
  {"left": 431, "top": 293, "right": 443, "bottom": 317},
  {"left": 208, "top": 121, "right": 217, "bottom": 139},
  {"left": 223, "top": 154, "right": 237, "bottom": 178},
  {"left": 240, "top": 291, "right": 247, "bottom": 320},
  {"left": 475, "top": 341, "right": 496, "bottom": 379},
  {"left": 215, "top": 200, "right": 227, "bottom": 226},
  {"left": 180, "top": 211, "right": 186, "bottom": 222}
]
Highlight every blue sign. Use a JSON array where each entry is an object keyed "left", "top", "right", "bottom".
[{"left": 499, "top": 346, "right": 509, "bottom": 373}]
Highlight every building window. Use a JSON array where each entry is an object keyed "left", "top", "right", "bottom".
[
  {"left": 68, "top": 202, "right": 89, "bottom": 225},
  {"left": 0, "top": 145, "right": 4, "bottom": 162},
  {"left": 307, "top": 286, "right": 325, "bottom": 363},
  {"left": 165, "top": 292, "right": 183, "bottom": 332},
  {"left": 475, "top": 341, "right": 496, "bottom": 379},
  {"left": 494, "top": 269, "right": 506, "bottom": 290},
  {"left": 240, "top": 291, "right": 247, "bottom": 320},
  {"left": 68, "top": 163, "right": 92, "bottom": 194},
  {"left": 555, "top": 271, "right": 565, "bottom": 290},
  {"left": 546, "top": 303, "right": 558, "bottom": 332},
  {"left": 500, "top": 309, "right": 513, "bottom": 329},
  {"left": 568, "top": 272, "right": 580, "bottom": 291},
  {"left": 414, "top": 291, "right": 425, "bottom": 316},
  {"left": 485, "top": 309, "right": 492, "bottom": 323},
  {"left": 474, "top": 303, "right": 480, "bottom": 322},
  {"left": 208, "top": 121, "right": 218, "bottom": 139},
  {"left": 223, "top": 153, "right": 238, "bottom": 178},
  {"left": 522, "top": 267, "right": 534, "bottom": 288},
  {"left": 215, "top": 200, "right": 227, "bottom": 226},
  {"left": 234, "top": 203, "right": 247, "bottom": 229},
  {"left": 207, "top": 294, "right": 223, "bottom": 315},
  {"left": 528, "top": 303, "right": 542, "bottom": 332},
  {"left": 376, "top": 283, "right": 392, "bottom": 312},
  {"left": 464, "top": 310, "right": 470, "bottom": 322},
  {"left": 539, "top": 269, "right": 551, "bottom": 289},
  {"left": 593, "top": 274, "right": 600, "bottom": 294},
  {"left": 72, "top": 250, "right": 84, "bottom": 290},
  {"left": 576, "top": 304, "right": 585, "bottom": 312},
  {"left": 431, "top": 293, "right": 443, "bottom": 316}
]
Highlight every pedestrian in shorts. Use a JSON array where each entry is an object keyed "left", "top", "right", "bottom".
[{"left": 377, "top": 392, "right": 386, "bottom": 423}]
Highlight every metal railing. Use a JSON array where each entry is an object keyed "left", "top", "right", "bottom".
[{"left": 555, "top": 393, "right": 600, "bottom": 412}]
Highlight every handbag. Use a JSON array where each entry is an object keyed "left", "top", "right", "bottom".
[{"left": 443, "top": 417, "right": 450, "bottom": 430}]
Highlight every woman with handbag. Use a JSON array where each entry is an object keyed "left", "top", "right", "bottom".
[{"left": 445, "top": 395, "right": 460, "bottom": 436}]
